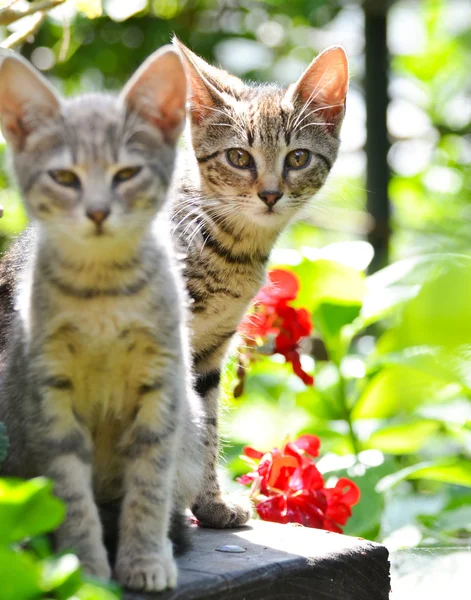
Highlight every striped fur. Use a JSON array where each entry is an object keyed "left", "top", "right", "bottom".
[
  {"left": 0, "top": 47, "right": 204, "bottom": 592},
  {"left": 0, "top": 43, "right": 349, "bottom": 533},
  {"left": 171, "top": 41, "right": 349, "bottom": 528}
]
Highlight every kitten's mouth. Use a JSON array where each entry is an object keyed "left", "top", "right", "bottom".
[{"left": 87, "top": 224, "right": 111, "bottom": 238}]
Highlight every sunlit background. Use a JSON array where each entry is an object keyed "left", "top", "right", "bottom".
[{"left": 1, "top": 0, "right": 471, "bottom": 559}]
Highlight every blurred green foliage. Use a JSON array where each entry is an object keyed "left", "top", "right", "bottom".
[
  {"left": 0, "top": 0, "right": 470, "bottom": 568},
  {"left": 0, "top": 477, "right": 120, "bottom": 600}
]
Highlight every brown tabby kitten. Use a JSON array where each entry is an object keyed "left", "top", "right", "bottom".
[
  {"left": 0, "top": 47, "right": 203, "bottom": 592},
  {"left": 171, "top": 40, "right": 349, "bottom": 528}
]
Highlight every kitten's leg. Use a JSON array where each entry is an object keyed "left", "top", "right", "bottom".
[
  {"left": 31, "top": 387, "right": 110, "bottom": 579},
  {"left": 115, "top": 374, "right": 181, "bottom": 592},
  {"left": 191, "top": 376, "right": 252, "bottom": 528},
  {"left": 170, "top": 391, "right": 205, "bottom": 553}
]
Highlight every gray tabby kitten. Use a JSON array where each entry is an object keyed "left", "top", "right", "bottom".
[
  {"left": 171, "top": 40, "right": 349, "bottom": 528},
  {"left": 0, "top": 47, "right": 203, "bottom": 592}
]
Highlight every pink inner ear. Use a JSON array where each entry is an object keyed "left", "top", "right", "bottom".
[
  {"left": 292, "top": 49, "right": 348, "bottom": 131},
  {"left": 186, "top": 71, "right": 219, "bottom": 125},
  {"left": 2, "top": 111, "right": 23, "bottom": 140},
  {"left": 296, "top": 47, "right": 348, "bottom": 108},
  {"left": 151, "top": 103, "right": 185, "bottom": 143}
]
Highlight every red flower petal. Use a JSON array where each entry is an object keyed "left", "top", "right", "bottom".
[
  {"left": 257, "top": 495, "right": 288, "bottom": 524},
  {"left": 326, "top": 502, "right": 352, "bottom": 526},
  {"left": 287, "top": 350, "right": 314, "bottom": 386},
  {"left": 283, "top": 442, "right": 304, "bottom": 462},
  {"left": 255, "top": 269, "right": 299, "bottom": 306},
  {"left": 324, "top": 478, "right": 361, "bottom": 507},
  {"left": 285, "top": 492, "right": 325, "bottom": 528},
  {"left": 301, "top": 463, "right": 325, "bottom": 491},
  {"left": 238, "top": 311, "right": 272, "bottom": 339},
  {"left": 335, "top": 478, "right": 361, "bottom": 506},
  {"left": 236, "top": 474, "right": 256, "bottom": 486},
  {"left": 323, "top": 518, "right": 343, "bottom": 534},
  {"left": 289, "top": 462, "right": 324, "bottom": 493},
  {"left": 295, "top": 308, "right": 312, "bottom": 336},
  {"left": 243, "top": 446, "right": 264, "bottom": 460},
  {"left": 267, "top": 455, "right": 298, "bottom": 490},
  {"left": 293, "top": 434, "right": 321, "bottom": 457}
]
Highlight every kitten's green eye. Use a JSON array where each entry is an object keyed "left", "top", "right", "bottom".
[
  {"left": 226, "top": 148, "right": 253, "bottom": 169},
  {"left": 285, "top": 149, "right": 311, "bottom": 170},
  {"left": 113, "top": 166, "right": 142, "bottom": 184},
  {"left": 48, "top": 169, "right": 80, "bottom": 188}
]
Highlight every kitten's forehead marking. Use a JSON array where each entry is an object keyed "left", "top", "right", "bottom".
[
  {"left": 244, "top": 92, "right": 289, "bottom": 150},
  {"left": 240, "top": 93, "right": 288, "bottom": 173},
  {"left": 61, "top": 96, "right": 122, "bottom": 165}
]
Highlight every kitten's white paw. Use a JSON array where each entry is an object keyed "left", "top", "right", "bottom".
[
  {"left": 192, "top": 494, "right": 252, "bottom": 528},
  {"left": 115, "top": 541, "right": 177, "bottom": 591}
]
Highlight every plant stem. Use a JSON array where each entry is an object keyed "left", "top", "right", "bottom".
[
  {"left": 336, "top": 362, "right": 361, "bottom": 459},
  {"left": 1, "top": 11, "right": 46, "bottom": 48},
  {"left": 0, "top": 0, "right": 65, "bottom": 26}
]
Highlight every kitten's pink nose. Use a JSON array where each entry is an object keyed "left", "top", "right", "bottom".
[
  {"left": 86, "top": 208, "right": 110, "bottom": 225},
  {"left": 258, "top": 190, "right": 283, "bottom": 208}
]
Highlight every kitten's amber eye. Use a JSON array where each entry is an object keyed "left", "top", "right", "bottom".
[
  {"left": 226, "top": 148, "right": 253, "bottom": 169},
  {"left": 113, "top": 166, "right": 142, "bottom": 184},
  {"left": 48, "top": 169, "right": 80, "bottom": 188},
  {"left": 285, "top": 149, "right": 311, "bottom": 170}
]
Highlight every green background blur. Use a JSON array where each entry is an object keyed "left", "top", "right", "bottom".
[{"left": 1, "top": 0, "right": 471, "bottom": 555}]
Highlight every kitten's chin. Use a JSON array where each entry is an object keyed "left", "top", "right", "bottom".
[{"left": 247, "top": 209, "right": 290, "bottom": 230}]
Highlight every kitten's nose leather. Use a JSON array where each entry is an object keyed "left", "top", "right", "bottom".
[
  {"left": 258, "top": 190, "right": 283, "bottom": 207},
  {"left": 86, "top": 208, "right": 110, "bottom": 225}
]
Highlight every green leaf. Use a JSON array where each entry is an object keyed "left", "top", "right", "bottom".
[
  {"left": 434, "top": 505, "right": 471, "bottom": 533},
  {"left": 292, "top": 258, "right": 366, "bottom": 313},
  {"left": 76, "top": 580, "right": 122, "bottom": 599},
  {"left": 40, "top": 554, "right": 82, "bottom": 598},
  {"left": 314, "top": 302, "right": 362, "bottom": 341},
  {"left": 377, "top": 459, "right": 471, "bottom": 492},
  {"left": 0, "top": 548, "right": 41, "bottom": 600},
  {"left": 76, "top": 0, "right": 102, "bottom": 19},
  {"left": 0, "top": 478, "right": 66, "bottom": 545},
  {"left": 370, "top": 345, "right": 471, "bottom": 394},
  {"left": 329, "top": 460, "right": 398, "bottom": 538},
  {"left": 375, "top": 254, "right": 471, "bottom": 352},
  {"left": 367, "top": 419, "right": 442, "bottom": 454},
  {"left": 290, "top": 259, "right": 365, "bottom": 358},
  {"left": 296, "top": 363, "right": 344, "bottom": 420},
  {"left": 352, "top": 365, "right": 459, "bottom": 419},
  {"left": 359, "top": 255, "right": 435, "bottom": 326}
]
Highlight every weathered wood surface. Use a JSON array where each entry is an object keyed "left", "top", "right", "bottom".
[{"left": 124, "top": 520, "right": 390, "bottom": 600}]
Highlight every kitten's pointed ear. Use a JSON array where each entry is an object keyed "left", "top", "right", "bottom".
[
  {"left": 120, "top": 45, "right": 187, "bottom": 144},
  {"left": 286, "top": 46, "right": 349, "bottom": 130},
  {"left": 173, "top": 37, "right": 242, "bottom": 124},
  {"left": 0, "top": 50, "right": 60, "bottom": 150}
]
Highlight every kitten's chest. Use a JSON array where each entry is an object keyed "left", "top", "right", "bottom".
[
  {"left": 185, "top": 256, "right": 266, "bottom": 362},
  {"left": 37, "top": 297, "right": 160, "bottom": 420}
]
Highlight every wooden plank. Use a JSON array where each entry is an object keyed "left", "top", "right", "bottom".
[{"left": 124, "top": 520, "right": 390, "bottom": 599}]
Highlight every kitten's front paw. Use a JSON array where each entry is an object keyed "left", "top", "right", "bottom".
[
  {"left": 192, "top": 494, "right": 252, "bottom": 528},
  {"left": 115, "top": 541, "right": 177, "bottom": 592}
]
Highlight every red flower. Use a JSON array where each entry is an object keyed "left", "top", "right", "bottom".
[
  {"left": 237, "top": 435, "right": 360, "bottom": 533},
  {"left": 254, "top": 269, "right": 299, "bottom": 306},
  {"left": 237, "top": 269, "right": 314, "bottom": 387}
]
